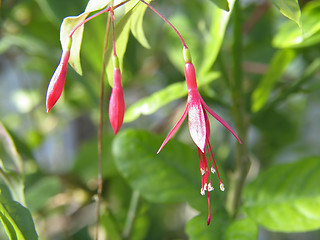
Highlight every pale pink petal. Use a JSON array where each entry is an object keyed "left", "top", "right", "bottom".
[
  {"left": 157, "top": 104, "right": 189, "bottom": 153},
  {"left": 201, "top": 99, "right": 242, "bottom": 144},
  {"left": 188, "top": 100, "right": 206, "bottom": 152}
]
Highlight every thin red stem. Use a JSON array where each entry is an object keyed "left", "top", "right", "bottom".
[{"left": 139, "top": 0, "right": 187, "bottom": 48}]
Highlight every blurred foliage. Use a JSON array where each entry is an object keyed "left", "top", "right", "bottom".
[{"left": 1, "top": 0, "right": 320, "bottom": 239}]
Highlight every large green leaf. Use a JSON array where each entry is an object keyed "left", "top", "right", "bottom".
[
  {"left": 186, "top": 210, "right": 230, "bottom": 240},
  {"left": 224, "top": 217, "right": 258, "bottom": 240},
  {"left": 60, "top": 0, "right": 111, "bottom": 75},
  {"left": 112, "top": 129, "right": 200, "bottom": 204},
  {"left": 251, "top": 49, "right": 296, "bottom": 112},
  {"left": 124, "top": 72, "right": 219, "bottom": 123},
  {"left": 0, "top": 194, "right": 38, "bottom": 240},
  {"left": 273, "top": 1, "right": 320, "bottom": 48},
  {"left": 200, "top": 0, "right": 235, "bottom": 76},
  {"left": 271, "top": 0, "right": 301, "bottom": 27},
  {"left": 243, "top": 157, "right": 320, "bottom": 232}
]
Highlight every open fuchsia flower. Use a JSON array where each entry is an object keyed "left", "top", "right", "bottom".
[
  {"left": 158, "top": 47, "right": 242, "bottom": 225},
  {"left": 45, "top": 38, "right": 71, "bottom": 113}
]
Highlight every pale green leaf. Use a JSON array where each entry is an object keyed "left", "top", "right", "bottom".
[
  {"left": 251, "top": 49, "right": 296, "bottom": 112},
  {"left": 130, "top": 0, "right": 151, "bottom": 49},
  {"left": 271, "top": 0, "right": 301, "bottom": 27},
  {"left": 225, "top": 217, "right": 258, "bottom": 240},
  {"left": 273, "top": 1, "right": 320, "bottom": 48},
  {"left": 60, "top": 0, "right": 111, "bottom": 75},
  {"left": 243, "top": 157, "right": 320, "bottom": 232},
  {"left": 124, "top": 72, "right": 220, "bottom": 123},
  {"left": 200, "top": 0, "right": 235, "bottom": 75}
]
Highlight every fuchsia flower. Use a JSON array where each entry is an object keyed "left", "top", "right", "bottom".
[
  {"left": 158, "top": 48, "right": 241, "bottom": 225},
  {"left": 46, "top": 48, "right": 70, "bottom": 113},
  {"left": 109, "top": 66, "right": 125, "bottom": 135}
]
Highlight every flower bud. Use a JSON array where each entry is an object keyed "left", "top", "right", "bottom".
[
  {"left": 109, "top": 68, "right": 125, "bottom": 135},
  {"left": 46, "top": 49, "right": 70, "bottom": 112}
]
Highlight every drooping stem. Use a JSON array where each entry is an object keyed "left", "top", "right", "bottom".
[
  {"left": 110, "top": 8, "right": 117, "bottom": 57},
  {"left": 69, "top": 0, "right": 130, "bottom": 38},
  {"left": 95, "top": 14, "right": 111, "bottom": 240},
  {"left": 139, "top": 0, "right": 187, "bottom": 48},
  {"left": 226, "top": 0, "right": 251, "bottom": 218}
]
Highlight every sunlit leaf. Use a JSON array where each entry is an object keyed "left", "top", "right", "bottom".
[
  {"left": 225, "top": 217, "right": 258, "bottom": 240},
  {"left": 273, "top": 1, "right": 320, "bottom": 48},
  {"left": 60, "top": 0, "right": 111, "bottom": 75},
  {"left": 0, "top": 195, "right": 38, "bottom": 240},
  {"left": 124, "top": 72, "right": 219, "bottom": 123},
  {"left": 251, "top": 49, "right": 296, "bottom": 112},
  {"left": 243, "top": 157, "right": 320, "bottom": 232},
  {"left": 130, "top": 1, "right": 151, "bottom": 49},
  {"left": 208, "top": 0, "right": 230, "bottom": 12},
  {"left": 271, "top": 0, "right": 301, "bottom": 27}
]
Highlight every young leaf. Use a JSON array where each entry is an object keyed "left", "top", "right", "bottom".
[
  {"left": 208, "top": 0, "right": 230, "bottom": 12},
  {"left": 243, "top": 157, "right": 320, "bottom": 232},
  {"left": 251, "top": 49, "right": 296, "bottom": 112},
  {"left": 273, "top": 1, "right": 320, "bottom": 48},
  {"left": 60, "top": 0, "right": 112, "bottom": 75},
  {"left": 124, "top": 72, "right": 219, "bottom": 123},
  {"left": 130, "top": 0, "right": 151, "bottom": 49},
  {"left": 224, "top": 217, "right": 258, "bottom": 240},
  {"left": 0, "top": 195, "right": 38, "bottom": 240},
  {"left": 271, "top": 0, "right": 301, "bottom": 28}
]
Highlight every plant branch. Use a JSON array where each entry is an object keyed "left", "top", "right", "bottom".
[{"left": 122, "top": 190, "right": 140, "bottom": 239}]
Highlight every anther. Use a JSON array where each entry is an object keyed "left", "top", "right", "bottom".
[
  {"left": 211, "top": 167, "right": 216, "bottom": 174},
  {"left": 200, "top": 188, "right": 205, "bottom": 196},
  {"left": 207, "top": 183, "right": 214, "bottom": 192},
  {"left": 220, "top": 183, "right": 225, "bottom": 191},
  {"left": 200, "top": 168, "right": 205, "bottom": 175}
]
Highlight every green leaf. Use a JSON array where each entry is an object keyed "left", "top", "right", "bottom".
[
  {"left": 273, "top": 1, "right": 320, "bottom": 48},
  {"left": 112, "top": 129, "right": 199, "bottom": 204},
  {"left": 224, "top": 217, "right": 258, "bottom": 240},
  {"left": 200, "top": 0, "right": 235, "bottom": 75},
  {"left": 186, "top": 210, "right": 230, "bottom": 240},
  {"left": 130, "top": 1, "right": 151, "bottom": 49},
  {"left": 124, "top": 72, "right": 220, "bottom": 123},
  {"left": 251, "top": 49, "right": 296, "bottom": 112},
  {"left": 60, "top": 0, "right": 111, "bottom": 75},
  {"left": 208, "top": 0, "right": 230, "bottom": 12},
  {"left": 243, "top": 156, "right": 320, "bottom": 232},
  {"left": 271, "top": 0, "right": 301, "bottom": 27},
  {"left": 0, "top": 194, "right": 38, "bottom": 240}
]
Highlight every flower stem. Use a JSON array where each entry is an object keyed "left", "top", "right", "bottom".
[
  {"left": 139, "top": 0, "right": 187, "bottom": 48},
  {"left": 226, "top": 0, "right": 250, "bottom": 218},
  {"left": 95, "top": 14, "right": 111, "bottom": 240}
]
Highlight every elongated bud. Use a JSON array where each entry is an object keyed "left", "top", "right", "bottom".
[
  {"left": 109, "top": 67, "right": 125, "bottom": 135},
  {"left": 46, "top": 48, "right": 70, "bottom": 112}
]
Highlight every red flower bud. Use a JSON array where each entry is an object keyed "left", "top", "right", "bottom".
[
  {"left": 109, "top": 68, "right": 125, "bottom": 135},
  {"left": 46, "top": 49, "right": 70, "bottom": 113}
]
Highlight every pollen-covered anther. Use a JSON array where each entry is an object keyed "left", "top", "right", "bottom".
[
  {"left": 207, "top": 183, "right": 214, "bottom": 192},
  {"left": 220, "top": 183, "right": 225, "bottom": 191},
  {"left": 200, "top": 168, "right": 205, "bottom": 175},
  {"left": 200, "top": 188, "right": 205, "bottom": 196},
  {"left": 211, "top": 167, "right": 216, "bottom": 174}
]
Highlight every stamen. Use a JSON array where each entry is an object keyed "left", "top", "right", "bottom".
[
  {"left": 201, "top": 168, "right": 205, "bottom": 176},
  {"left": 220, "top": 183, "right": 225, "bottom": 191},
  {"left": 207, "top": 183, "right": 214, "bottom": 192},
  {"left": 211, "top": 167, "right": 216, "bottom": 174},
  {"left": 201, "top": 188, "right": 205, "bottom": 196},
  {"left": 207, "top": 140, "right": 223, "bottom": 185}
]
